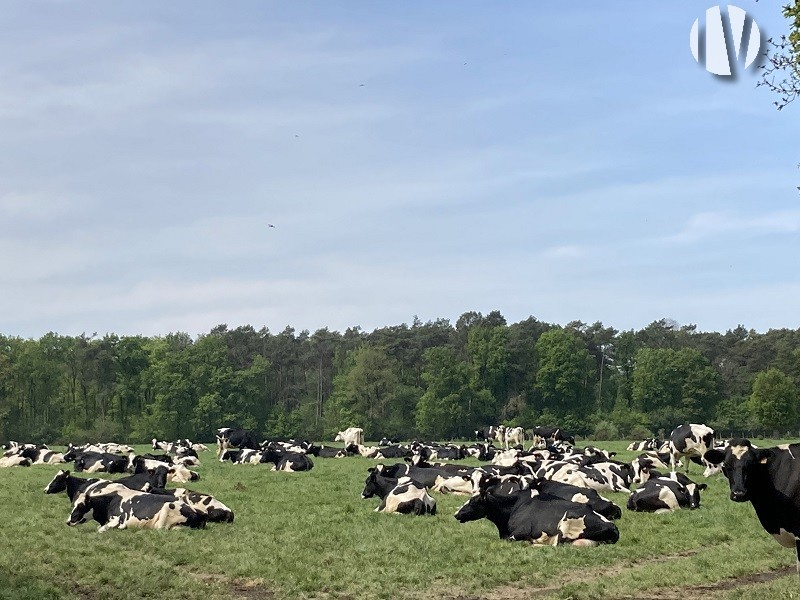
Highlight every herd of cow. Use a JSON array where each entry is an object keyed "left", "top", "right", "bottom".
[{"left": 4, "top": 422, "right": 800, "bottom": 571}]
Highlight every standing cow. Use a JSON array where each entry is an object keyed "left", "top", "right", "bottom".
[
  {"left": 334, "top": 427, "right": 364, "bottom": 447},
  {"left": 668, "top": 424, "right": 714, "bottom": 473},
  {"left": 705, "top": 439, "right": 800, "bottom": 572}
]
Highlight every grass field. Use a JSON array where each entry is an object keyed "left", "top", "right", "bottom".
[{"left": 1, "top": 440, "right": 799, "bottom": 600}]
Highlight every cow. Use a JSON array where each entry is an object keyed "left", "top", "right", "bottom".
[
  {"left": 531, "top": 426, "right": 575, "bottom": 449},
  {"left": 334, "top": 427, "right": 364, "bottom": 447},
  {"left": 475, "top": 426, "right": 505, "bottom": 444},
  {"left": 627, "top": 438, "right": 663, "bottom": 452},
  {"left": 74, "top": 452, "right": 128, "bottom": 474},
  {"left": 170, "top": 488, "right": 234, "bottom": 523},
  {"left": 705, "top": 439, "right": 800, "bottom": 572},
  {"left": 216, "top": 427, "right": 260, "bottom": 459},
  {"left": 454, "top": 474, "right": 619, "bottom": 546},
  {"left": 44, "top": 470, "right": 100, "bottom": 500},
  {"left": 361, "top": 466, "right": 436, "bottom": 515},
  {"left": 0, "top": 455, "right": 31, "bottom": 467},
  {"left": 504, "top": 427, "right": 525, "bottom": 449},
  {"left": 315, "top": 446, "right": 348, "bottom": 458},
  {"left": 260, "top": 447, "right": 314, "bottom": 472},
  {"left": 531, "top": 479, "right": 623, "bottom": 520},
  {"left": 67, "top": 482, "right": 207, "bottom": 531},
  {"left": 129, "top": 455, "right": 200, "bottom": 483},
  {"left": 627, "top": 473, "right": 706, "bottom": 513},
  {"left": 669, "top": 424, "right": 715, "bottom": 473},
  {"left": 375, "top": 446, "right": 412, "bottom": 460},
  {"left": 379, "top": 437, "right": 400, "bottom": 446}
]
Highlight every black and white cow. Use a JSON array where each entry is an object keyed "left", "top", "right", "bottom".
[
  {"left": 454, "top": 475, "right": 619, "bottom": 546},
  {"left": 626, "top": 438, "right": 663, "bottom": 452},
  {"left": 475, "top": 426, "right": 505, "bottom": 443},
  {"left": 531, "top": 426, "right": 575, "bottom": 449},
  {"left": 705, "top": 439, "right": 800, "bottom": 571},
  {"left": 669, "top": 424, "right": 715, "bottom": 473},
  {"left": 627, "top": 473, "right": 706, "bottom": 513},
  {"left": 216, "top": 427, "right": 260, "bottom": 459},
  {"left": 314, "top": 446, "right": 348, "bottom": 458},
  {"left": 504, "top": 427, "right": 525, "bottom": 449},
  {"left": 129, "top": 455, "right": 200, "bottom": 483},
  {"left": 260, "top": 447, "right": 314, "bottom": 472},
  {"left": 67, "top": 482, "right": 207, "bottom": 531},
  {"left": 0, "top": 455, "right": 32, "bottom": 467},
  {"left": 74, "top": 451, "right": 128, "bottom": 474},
  {"left": 532, "top": 479, "right": 623, "bottom": 520},
  {"left": 44, "top": 470, "right": 99, "bottom": 500},
  {"left": 361, "top": 467, "right": 436, "bottom": 515}
]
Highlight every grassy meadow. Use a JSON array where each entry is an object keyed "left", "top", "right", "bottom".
[{"left": 1, "top": 439, "right": 800, "bottom": 600}]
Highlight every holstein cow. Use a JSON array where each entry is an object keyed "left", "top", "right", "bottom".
[
  {"left": 260, "top": 447, "right": 314, "bottom": 472},
  {"left": 454, "top": 474, "right": 619, "bottom": 546},
  {"left": 475, "top": 425, "right": 505, "bottom": 444},
  {"left": 67, "top": 482, "right": 207, "bottom": 532},
  {"left": 504, "top": 427, "right": 525, "bottom": 450},
  {"left": 705, "top": 439, "right": 800, "bottom": 572},
  {"left": 73, "top": 451, "right": 128, "bottom": 474},
  {"left": 361, "top": 466, "right": 436, "bottom": 515},
  {"left": 627, "top": 472, "right": 706, "bottom": 513},
  {"left": 334, "top": 427, "right": 364, "bottom": 447},
  {"left": 0, "top": 455, "right": 32, "bottom": 467},
  {"left": 44, "top": 470, "right": 100, "bottom": 501},
  {"left": 531, "top": 426, "right": 575, "bottom": 449},
  {"left": 668, "top": 423, "right": 715, "bottom": 473},
  {"left": 216, "top": 427, "right": 260, "bottom": 460},
  {"left": 531, "top": 479, "right": 623, "bottom": 520}
]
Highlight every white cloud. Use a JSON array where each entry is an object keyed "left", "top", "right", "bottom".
[{"left": 668, "top": 209, "right": 800, "bottom": 244}]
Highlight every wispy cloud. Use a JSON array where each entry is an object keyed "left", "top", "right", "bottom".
[{"left": 667, "top": 209, "right": 800, "bottom": 244}]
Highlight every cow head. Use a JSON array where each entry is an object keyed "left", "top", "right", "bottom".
[
  {"left": 705, "top": 438, "right": 770, "bottom": 502},
  {"left": 361, "top": 465, "right": 387, "bottom": 499},
  {"left": 44, "top": 469, "right": 70, "bottom": 494},
  {"left": 684, "top": 481, "right": 708, "bottom": 509},
  {"left": 454, "top": 474, "right": 502, "bottom": 522}
]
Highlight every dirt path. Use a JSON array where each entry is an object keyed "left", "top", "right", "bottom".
[
  {"left": 445, "top": 550, "right": 795, "bottom": 600},
  {"left": 608, "top": 564, "right": 796, "bottom": 600}
]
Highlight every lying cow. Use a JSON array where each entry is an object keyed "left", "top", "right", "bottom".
[
  {"left": 361, "top": 466, "right": 436, "bottom": 515},
  {"left": 454, "top": 474, "right": 619, "bottom": 546},
  {"left": 260, "top": 447, "right": 314, "bottom": 472},
  {"left": 627, "top": 473, "right": 706, "bottom": 513},
  {"left": 67, "top": 482, "right": 207, "bottom": 531}
]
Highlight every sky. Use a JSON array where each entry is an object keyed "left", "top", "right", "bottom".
[{"left": 1, "top": 2, "right": 798, "bottom": 339}]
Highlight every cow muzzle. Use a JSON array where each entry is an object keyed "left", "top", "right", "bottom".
[{"left": 730, "top": 489, "right": 749, "bottom": 502}]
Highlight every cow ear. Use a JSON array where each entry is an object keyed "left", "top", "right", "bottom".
[
  {"left": 755, "top": 449, "right": 775, "bottom": 464},
  {"left": 697, "top": 483, "right": 708, "bottom": 491},
  {"left": 703, "top": 449, "right": 725, "bottom": 465},
  {"left": 367, "top": 467, "right": 375, "bottom": 473}
]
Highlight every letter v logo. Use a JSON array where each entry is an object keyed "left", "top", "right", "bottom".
[{"left": 690, "top": 5, "right": 761, "bottom": 76}]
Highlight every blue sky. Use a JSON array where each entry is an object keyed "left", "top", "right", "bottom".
[{"left": 1, "top": 2, "right": 798, "bottom": 338}]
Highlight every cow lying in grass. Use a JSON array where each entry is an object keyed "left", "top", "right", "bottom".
[
  {"left": 454, "top": 474, "right": 619, "bottom": 546},
  {"left": 45, "top": 469, "right": 234, "bottom": 524},
  {"left": 627, "top": 472, "right": 706, "bottom": 513},
  {"left": 67, "top": 481, "right": 207, "bottom": 531},
  {"left": 361, "top": 466, "right": 436, "bottom": 515}
]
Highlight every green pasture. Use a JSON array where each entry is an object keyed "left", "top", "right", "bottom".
[{"left": 1, "top": 440, "right": 799, "bottom": 600}]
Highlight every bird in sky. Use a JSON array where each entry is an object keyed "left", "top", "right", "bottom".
[{"left": 268, "top": 224, "right": 276, "bottom": 228}]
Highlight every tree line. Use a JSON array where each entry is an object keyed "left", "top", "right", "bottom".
[{"left": 1, "top": 313, "right": 798, "bottom": 444}]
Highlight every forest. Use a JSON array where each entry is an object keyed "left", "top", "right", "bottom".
[{"left": 1, "top": 312, "right": 799, "bottom": 445}]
